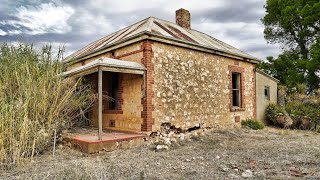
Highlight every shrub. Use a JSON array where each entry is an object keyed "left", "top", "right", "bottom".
[
  {"left": 285, "top": 97, "right": 320, "bottom": 130},
  {"left": 284, "top": 87, "right": 320, "bottom": 129},
  {"left": 268, "top": 87, "right": 320, "bottom": 130},
  {"left": 266, "top": 104, "right": 284, "bottom": 125},
  {"left": 0, "top": 43, "right": 93, "bottom": 166},
  {"left": 241, "top": 119, "right": 265, "bottom": 130}
]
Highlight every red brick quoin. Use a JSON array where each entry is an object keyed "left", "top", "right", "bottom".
[
  {"left": 252, "top": 65, "right": 257, "bottom": 119},
  {"left": 141, "top": 41, "right": 155, "bottom": 132}
]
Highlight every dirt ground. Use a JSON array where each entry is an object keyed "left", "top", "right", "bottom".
[{"left": 1, "top": 127, "right": 320, "bottom": 179}]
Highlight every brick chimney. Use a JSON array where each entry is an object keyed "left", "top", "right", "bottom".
[{"left": 176, "top": 8, "right": 191, "bottom": 29}]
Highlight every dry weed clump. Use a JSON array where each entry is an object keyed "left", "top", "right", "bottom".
[
  {"left": 266, "top": 84, "right": 320, "bottom": 130},
  {"left": 0, "top": 43, "right": 93, "bottom": 166}
]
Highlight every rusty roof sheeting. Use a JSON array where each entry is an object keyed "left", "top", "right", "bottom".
[{"left": 64, "top": 17, "right": 259, "bottom": 62}]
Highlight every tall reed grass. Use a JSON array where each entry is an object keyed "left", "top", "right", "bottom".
[{"left": 0, "top": 43, "right": 93, "bottom": 166}]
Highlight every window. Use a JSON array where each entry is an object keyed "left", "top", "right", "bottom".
[
  {"left": 264, "top": 86, "right": 270, "bottom": 100},
  {"left": 232, "top": 73, "right": 241, "bottom": 107},
  {"left": 109, "top": 72, "right": 119, "bottom": 110},
  {"left": 228, "top": 65, "right": 245, "bottom": 111}
]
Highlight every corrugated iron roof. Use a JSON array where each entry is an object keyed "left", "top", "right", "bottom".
[
  {"left": 64, "top": 17, "right": 259, "bottom": 63},
  {"left": 63, "top": 57, "right": 146, "bottom": 77}
]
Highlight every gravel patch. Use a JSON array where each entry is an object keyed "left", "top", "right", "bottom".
[{"left": 1, "top": 127, "right": 320, "bottom": 179}]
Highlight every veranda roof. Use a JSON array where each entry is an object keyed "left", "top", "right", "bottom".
[{"left": 63, "top": 57, "right": 146, "bottom": 77}]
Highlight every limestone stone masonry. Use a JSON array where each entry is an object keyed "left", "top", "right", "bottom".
[
  {"left": 68, "top": 40, "right": 257, "bottom": 133},
  {"left": 152, "top": 42, "right": 256, "bottom": 131}
]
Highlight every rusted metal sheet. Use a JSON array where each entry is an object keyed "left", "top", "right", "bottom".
[{"left": 64, "top": 17, "right": 257, "bottom": 62}]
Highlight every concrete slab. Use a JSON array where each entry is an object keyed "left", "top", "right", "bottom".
[{"left": 64, "top": 129, "right": 145, "bottom": 153}]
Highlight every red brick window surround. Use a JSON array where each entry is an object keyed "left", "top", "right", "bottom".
[
  {"left": 228, "top": 65, "right": 245, "bottom": 112},
  {"left": 232, "top": 73, "right": 241, "bottom": 106}
]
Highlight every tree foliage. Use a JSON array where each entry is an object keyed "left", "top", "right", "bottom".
[
  {"left": 258, "top": 53, "right": 306, "bottom": 90},
  {"left": 261, "top": 0, "right": 320, "bottom": 92},
  {"left": 262, "top": 0, "right": 320, "bottom": 58},
  {"left": 307, "top": 38, "right": 320, "bottom": 91}
]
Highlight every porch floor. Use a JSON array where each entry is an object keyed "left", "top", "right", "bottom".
[{"left": 63, "top": 127, "right": 145, "bottom": 153}]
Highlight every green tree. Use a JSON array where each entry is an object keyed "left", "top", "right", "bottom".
[
  {"left": 307, "top": 38, "right": 320, "bottom": 91},
  {"left": 258, "top": 53, "right": 306, "bottom": 90},
  {"left": 261, "top": 0, "right": 320, "bottom": 92},
  {"left": 262, "top": 0, "right": 320, "bottom": 58}
]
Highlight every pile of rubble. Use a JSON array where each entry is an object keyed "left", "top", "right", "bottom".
[{"left": 148, "top": 123, "right": 216, "bottom": 151}]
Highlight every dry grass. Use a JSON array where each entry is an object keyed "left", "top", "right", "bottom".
[
  {"left": 1, "top": 127, "right": 320, "bottom": 179},
  {"left": 0, "top": 43, "right": 93, "bottom": 166}
]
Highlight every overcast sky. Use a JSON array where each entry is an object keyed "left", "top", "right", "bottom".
[{"left": 0, "top": 0, "right": 280, "bottom": 60}]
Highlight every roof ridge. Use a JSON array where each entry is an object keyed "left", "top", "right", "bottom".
[
  {"left": 64, "top": 17, "right": 154, "bottom": 61},
  {"left": 137, "top": 16, "right": 154, "bottom": 32}
]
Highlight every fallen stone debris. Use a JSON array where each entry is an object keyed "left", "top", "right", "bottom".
[{"left": 149, "top": 123, "right": 214, "bottom": 150}]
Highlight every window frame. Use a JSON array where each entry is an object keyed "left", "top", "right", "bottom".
[{"left": 228, "top": 65, "right": 245, "bottom": 112}]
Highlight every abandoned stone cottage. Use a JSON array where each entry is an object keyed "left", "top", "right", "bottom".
[{"left": 63, "top": 9, "right": 271, "bottom": 136}]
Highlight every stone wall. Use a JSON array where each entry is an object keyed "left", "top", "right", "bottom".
[
  {"left": 67, "top": 40, "right": 257, "bottom": 133},
  {"left": 152, "top": 42, "right": 256, "bottom": 131}
]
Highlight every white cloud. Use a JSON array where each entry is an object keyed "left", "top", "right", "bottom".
[
  {"left": 0, "top": 29, "right": 7, "bottom": 36},
  {"left": 85, "top": 0, "right": 224, "bottom": 14},
  {"left": 0, "top": 0, "right": 281, "bottom": 60},
  {"left": 193, "top": 20, "right": 280, "bottom": 60},
  {"left": 70, "top": 8, "right": 114, "bottom": 35},
  {"left": 2, "top": 2, "right": 74, "bottom": 35}
]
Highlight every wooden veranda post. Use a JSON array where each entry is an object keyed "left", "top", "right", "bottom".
[{"left": 98, "top": 66, "right": 103, "bottom": 140}]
